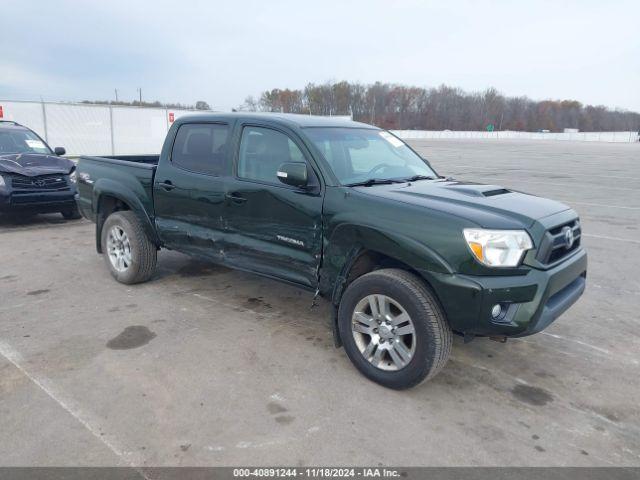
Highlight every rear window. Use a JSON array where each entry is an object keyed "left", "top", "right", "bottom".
[{"left": 171, "top": 123, "right": 229, "bottom": 175}]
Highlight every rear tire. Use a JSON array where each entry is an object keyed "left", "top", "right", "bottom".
[
  {"left": 101, "top": 211, "right": 157, "bottom": 284},
  {"left": 61, "top": 206, "right": 82, "bottom": 220},
  {"left": 338, "top": 268, "right": 452, "bottom": 389}
]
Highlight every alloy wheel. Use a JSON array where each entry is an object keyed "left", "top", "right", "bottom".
[
  {"left": 106, "top": 225, "right": 132, "bottom": 272},
  {"left": 351, "top": 294, "right": 416, "bottom": 371}
]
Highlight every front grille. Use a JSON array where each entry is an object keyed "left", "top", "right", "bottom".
[
  {"left": 537, "top": 219, "right": 582, "bottom": 265},
  {"left": 10, "top": 174, "right": 69, "bottom": 192}
]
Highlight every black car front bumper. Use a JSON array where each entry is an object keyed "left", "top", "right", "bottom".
[{"left": 0, "top": 187, "right": 77, "bottom": 214}]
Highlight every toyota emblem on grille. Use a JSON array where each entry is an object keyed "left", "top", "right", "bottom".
[
  {"left": 34, "top": 179, "right": 46, "bottom": 187},
  {"left": 563, "top": 226, "right": 575, "bottom": 249}
]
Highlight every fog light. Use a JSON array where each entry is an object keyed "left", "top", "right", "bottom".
[{"left": 491, "top": 304, "right": 503, "bottom": 319}]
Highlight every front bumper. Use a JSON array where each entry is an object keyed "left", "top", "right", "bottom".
[
  {"left": 422, "top": 248, "right": 587, "bottom": 337},
  {"left": 0, "top": 189, "right": 77, "bottom": 214}
]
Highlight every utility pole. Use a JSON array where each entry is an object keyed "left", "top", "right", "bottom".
[
  {"left": 370, "top": 97, "right": 376, "bottom": 124},
  {"left": 138, "top": 88, "right": 142, "bottom": 104},
  {"left": 114, "top": 89, "right": 119, "bottom": 102}
]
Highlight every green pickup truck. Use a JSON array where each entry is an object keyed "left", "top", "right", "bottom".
[{"left": 76, "top": 113, "right": 587, "bottom": 389}]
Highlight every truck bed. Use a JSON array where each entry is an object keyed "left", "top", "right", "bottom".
[
  {"left": 80, "top": 154, "right": 160, "bottom": 166},
  {"left": 75, "top": 155, "right": 158, "bottom": 223}
]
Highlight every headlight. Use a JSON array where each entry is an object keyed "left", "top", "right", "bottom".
[
  {"left": 0, "top": 175, "right": 5, "bottom": 188},
  {"left": 463, "top": 228, "right": 533, "bottom": 267},
  {"left": 69, "top": 170, "right": 77, "bottom": 184}
]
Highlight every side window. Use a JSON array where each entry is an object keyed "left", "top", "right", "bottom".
[
  {"left": 238, "top": 126, "right": 306, "bottom": 184},
  {"left": 171, "top": 123, "right": 229, "bottom": 175}
]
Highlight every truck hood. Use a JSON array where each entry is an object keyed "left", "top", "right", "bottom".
[
  {"left": 355, "top": 179, "right": 571, "bottom": 229},
  {"left": 0, "top": 153, "right": 75, "bottom": 176}
]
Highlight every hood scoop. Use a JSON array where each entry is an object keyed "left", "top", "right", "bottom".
[
  {"left": 482, "top": 188, "right": 512, "bottom": 197},
  {"left": 443, "top": 184, "right": 512, "bottom": 198}
]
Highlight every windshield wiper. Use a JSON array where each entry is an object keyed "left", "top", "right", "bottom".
[
  {"left": 345, "top": 178, "right": 405, "bottom": 187},
  {"left": 404, "top": 175, "right": 436, "bottom": 182}
]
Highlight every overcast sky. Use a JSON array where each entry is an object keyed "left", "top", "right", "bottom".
[{"left": 1, "top": 0, "right": 638, "bottom": 111}]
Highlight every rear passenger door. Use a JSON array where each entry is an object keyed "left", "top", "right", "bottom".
[
  {"left": 154, "top": 122, "right": 232, "bottom": 260},
  {"left": 223, "top": 124, "right": 323, "bottom": 288}
]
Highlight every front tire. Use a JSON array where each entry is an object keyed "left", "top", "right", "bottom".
[
  {"left": 338, "top": 268, "right": 452, "bottom": 389},
  {"left": 101, "top": 211, "right": 157, "bottom": 284}
]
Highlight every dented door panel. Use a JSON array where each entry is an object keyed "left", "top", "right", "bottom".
[
  {"left": 222, "top": 178, "right": 323, "bottom": 287},
  {"left": 319, "top": 186, "right": 461, "bottom": 300},
  {"left": 154, "top": 163, "right": 228, "bottom": 261}
]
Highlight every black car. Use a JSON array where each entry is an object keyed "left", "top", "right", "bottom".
[{"left": 0, "top": 120, "right": 80, "bottom": 219}]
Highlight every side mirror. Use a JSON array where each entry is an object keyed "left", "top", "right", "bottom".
[
  {"left": 54, "top": 147, "right": 66, "bottom": 156},
  {"left": 277, "top": 162, "right": 308, "bottom": 188}
]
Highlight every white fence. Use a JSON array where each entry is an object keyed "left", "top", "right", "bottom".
[
  {"left": 0, "top": 100, "right": 204, "bottom": 156},
  {"left": 1, "top": 100, "right": 637, "bottom": 157},
  {"left": 392, "top": 130, "right": 639, "bottom": 143}
]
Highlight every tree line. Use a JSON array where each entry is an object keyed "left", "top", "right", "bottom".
[
  {"left": 81, "top": 99, "right": 211, "bottom": 110},
  {"left": 239, "top": 82, "right": 640, "bottom": 132}
]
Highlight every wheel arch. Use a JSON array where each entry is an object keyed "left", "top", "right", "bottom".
[
  {"left": 321, "top": 223, "right": 453, "bottom": 347},
  {"left": 93, "top": 179, "right": 159, "bottom": 253}
]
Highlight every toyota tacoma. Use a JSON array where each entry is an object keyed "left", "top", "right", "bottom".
[{"left": 76, "top": 113, "right": 587, "bottom": 389}]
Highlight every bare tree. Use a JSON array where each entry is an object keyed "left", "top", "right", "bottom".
[{"left": 236, "top": 82, "right": 640, "bottom": 132}]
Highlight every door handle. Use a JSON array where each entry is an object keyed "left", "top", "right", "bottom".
[
  {"left": 159, "top": 180, "right": 175, "bottom": 191},
  {"left": 225, "top": 192, "right": 247, "bottom": 204}
]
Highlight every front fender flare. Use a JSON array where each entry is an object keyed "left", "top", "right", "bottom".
[
  {"left": 322, "top": 223, "right": 453, "bottom": 303},
  {"left": 320, "top": 224, "right": 454, "bottom": 347}
]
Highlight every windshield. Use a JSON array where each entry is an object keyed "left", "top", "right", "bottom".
[
  {"left": 304, "top": 127, "right": 436, "bottom": 185},
  {"left": 0, "top": 129, "right": 52, "bottom": 155}
]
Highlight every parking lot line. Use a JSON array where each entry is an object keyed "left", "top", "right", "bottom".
[
  {"left": 0, "top": 340, "right": 146, "bottom": 473},
  {"left": 583, "top": 233, "right": 640, "bottom": 245},
  {"left": 539, "top": 332, "right": 638, "bottom": 363},
  {"left": 451, "top": 175, "right": 640, "bottom": 192},
  {"left": 564, "top": 202, "right": 640, "bottom": 211},
  {"left": 443, "top": 164, "right": 640, "bottom": 182}
]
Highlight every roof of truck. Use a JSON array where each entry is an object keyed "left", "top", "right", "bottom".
[{"left": 174, "top": 112, "right": 377, "bottom": 129}]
